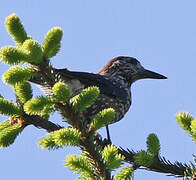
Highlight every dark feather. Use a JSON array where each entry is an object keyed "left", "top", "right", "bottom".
[{"left": 55, "top": 69, "right": 128, "bottom": 103}]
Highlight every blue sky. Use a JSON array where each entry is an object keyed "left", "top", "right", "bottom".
[{"left": 0, "top": 1, "right": 196, "bottom": 179}]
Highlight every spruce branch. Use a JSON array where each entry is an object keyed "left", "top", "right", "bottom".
[
  {"left": 102, "top": 145, "right": 125, "bottom": 170},
  {"left": 0, "top": 46, "right": 29, "bottom": 65},
  {"left": 38, "top": 133, "right": 62, "bottom": 150},
  {"left": 190, "top": 120, "right": 196, "bottom": 137},
  {"left": 22, "top": 114, "right": 63, "bottom": 132},
  {"left": 52, "top": 127, "right": 81, "bottom": 146},
  {"left": 0, "top": 122, "right": 24, "bottom": 147},
  {"left": 176, "top": 112, "right": 193, "bottom": 134},
  {"left": 52, "top": 82, "right": 70, "bottom": 103},
  {"left": 146, "top": 133, "right": 160, "bottom": 155},
  {"left": 176, "top": 112, "right": 196, "bottom": 143},
  {"left": 23, "top": 96, "right": 53, "bottom": 115},
  {"left": 22, "top": 39, "right": 43, "bottom": 64},
  {"left": 1, "top": 14, "right": 112, "bottom": 179},
  {"left": 0, "top": 97, "right": 23, "bottom": 117},
  {"left": 58, "top": 103, "right": 112, "bottom": 179},
  {"left": 118, "top": 147, "right": 190, "bottom": 177},
  {"left": 42, "top": 27, "right": 63, "bottom": 58},
  {"left": 14, "top": 82, "right": 33, "bottom": 103},
  {"left": 184, "top": 158, "right": 196, "bottom": 180},
  {"left": 80, "top": 136, "right": 111, "bottom": 179},
  {"left": 134, "top": 150, "right": 154, "bottom": 167},
  {"left": 65, "top": 155, "right": 95, "bottom": 179},
  {"left": 71, "top": 86, "right": 100, "bottom": 112},
  {"left": 5, "top": 14, "right": 27, "bottom": 43},
  {"left": 2, "top": 65, "right": 35, "bottom": 85},
  {"left": 0, "top": 120, "right": 10, "bottom": 132},
  {"left": 51, "top": 100, "right": 112, "bottom": 179},
  {"left": 90, "top": 108, "right": 115, "bottom": 131},
  {"left": 114, "top": 166, "right": 134, "bottom": 180}
]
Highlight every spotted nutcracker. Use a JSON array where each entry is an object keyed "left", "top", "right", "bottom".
[{"left": 30, "top": 56, "right": 167, "bottom": 125}]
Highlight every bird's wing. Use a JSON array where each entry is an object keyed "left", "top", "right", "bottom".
[{"left": 55, "top": 69, "right": 128, "bottom": 103}]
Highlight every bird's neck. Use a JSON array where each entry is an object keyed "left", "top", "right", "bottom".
[{"left": 100, "top": 71, "right": 131, "bottom": 89}]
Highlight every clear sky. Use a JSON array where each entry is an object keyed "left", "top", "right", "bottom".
[{"left": 0, "top": 1, "right": 196, "bottom": 179}]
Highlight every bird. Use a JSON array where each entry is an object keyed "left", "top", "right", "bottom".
[{"left": 30, "top": 56, "right": 167, "bottom": 132}]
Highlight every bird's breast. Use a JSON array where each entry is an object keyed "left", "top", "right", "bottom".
[{"left": 84, "top": 91, "right": 131, "bottom": 124}]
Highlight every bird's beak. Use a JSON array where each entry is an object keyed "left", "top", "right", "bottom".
[{"left": 139, "top": 69, "right": 167, "bottom": 79}]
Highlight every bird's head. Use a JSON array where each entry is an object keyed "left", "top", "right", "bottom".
[{"left": 99, "top": 56, "right": 167, "bottom": 83}]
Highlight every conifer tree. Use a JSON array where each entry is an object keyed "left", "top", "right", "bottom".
[{"left": 0, "top": 14, "right": 195, "bottom": 179}]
